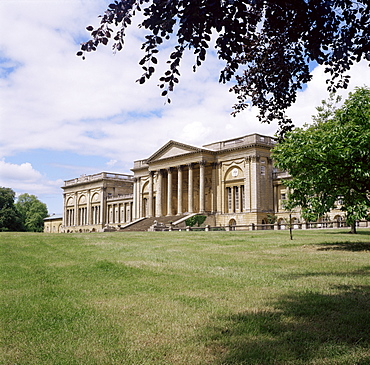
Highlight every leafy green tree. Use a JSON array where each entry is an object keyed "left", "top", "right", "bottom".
[
  {"left": 272, "top": 86, "right": 370, "bottom": 234},
  {"left": 185, "top": 215, "right": 207, "bottom": 227},
  {"left": 15, "top": 193, "right": 49, "bottom": 232},
  {"left": 78, "top": 0, "right": 369, "bottom": 136},
  {"left": 0, "top": 187, "right": 22, "bottom": 231}
]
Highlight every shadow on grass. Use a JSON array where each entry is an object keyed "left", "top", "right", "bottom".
[
  {"left": 320, "top": 230, "right": 370, "bottom": 237},
  {"left": 283, "top": 266, "right": 370, "bottom": 280},
  {"left": 316, "top": 241, "right": 370, "bottom": 252},
  {"left": 205, "top": 286, "right": 370, "bottom": 364}
]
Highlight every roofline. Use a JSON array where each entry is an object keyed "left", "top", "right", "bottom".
[{"left": 145, "top": 140, "right": 213, "bottom": 163}]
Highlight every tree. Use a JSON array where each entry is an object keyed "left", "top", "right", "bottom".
[
  {"left": 78, "top": 0, "right": 370, "bottom": 136},
  {"left": 0, "top": 187, "right": 22, "bottom": 232},
  {"left": 272, "top": 86, "right": 370, "bottom": 234},
  {"left": 185, "top": 214, "right": 207, "bottom": 227},
  {"left": 15, "top": 194, "right": 49, "bottom": 232}
]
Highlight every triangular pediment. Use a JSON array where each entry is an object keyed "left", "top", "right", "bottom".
[{"left": 146, "top": 140, "right": 206, "bottom": 162}]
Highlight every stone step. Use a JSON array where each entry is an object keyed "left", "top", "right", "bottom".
[{"left": 121, "top": 215, "right": 186, "bottom": 231}]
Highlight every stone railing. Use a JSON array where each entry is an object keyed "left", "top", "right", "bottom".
[
  {"left": 133, "top": 160, "right": 149, "bottom": 169},
  {"left": 272, "top": 171, "right": 291, "bottom": 180},
  {"left": 151, "top": 220, "right": 369, "bottom": 232},
  {"left": 64, "top": 172, "right": 134, "bottom": 186},
  {"left": 107, "top": 194, "right": 134, "bottom": 201},
  {"left": 204, "top": 134, "right": 276, "bottom": 151}
]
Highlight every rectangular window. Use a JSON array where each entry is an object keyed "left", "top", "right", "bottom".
[
  {"left": 235, "top": 186, "right": 239, "bottom": 211},
  {"left": 240, "top": 185, "right": 245, "bottom": 211},
  {"left": 227, "top": 187, "right": 232, "bottom": 212}
]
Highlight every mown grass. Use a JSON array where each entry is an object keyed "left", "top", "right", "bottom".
[{"left": 1, "top": 229, "right": 369, "bottom": 364}]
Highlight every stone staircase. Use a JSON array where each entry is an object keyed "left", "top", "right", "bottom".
[{"left": 121, "top": 215, "right": 188, "bottom": 232}]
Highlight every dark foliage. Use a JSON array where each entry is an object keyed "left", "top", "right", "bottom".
[
  {"left": 78, "top": 0, "right": 369, "bottom": 136},
  {"left": 0, "top": 187, "right": 22, "bottom": 231}
]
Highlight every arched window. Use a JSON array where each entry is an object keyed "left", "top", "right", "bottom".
[{"left": 224, "top": 166, "right": 244, "bottom": 213}]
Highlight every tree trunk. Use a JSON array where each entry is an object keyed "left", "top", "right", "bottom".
[{"left": 350, "top": 221, "right": 357, "bottom": 234}]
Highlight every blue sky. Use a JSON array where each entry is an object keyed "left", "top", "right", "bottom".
[{"left": 0, "top": 0, "right": 369, "bottom": 215}]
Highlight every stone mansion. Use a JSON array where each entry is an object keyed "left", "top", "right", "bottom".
[{"left": 45, "top": 133, "right": 346, "bottom": 233}]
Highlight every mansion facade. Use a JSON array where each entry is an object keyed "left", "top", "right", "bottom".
[{"left": 50, "top": 133, "right": 344, "bottom": 233}]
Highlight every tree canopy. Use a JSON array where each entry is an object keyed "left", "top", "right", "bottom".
[
  {"left": 78, "top": 0, "right": 370, "bottom": 135},
  {"left": 272, "top": 86, "right": 370, "bottom": 233},
  {"left": 0, "top": 187, "right": 22, "bottom": 232},
  {"left": 0, "top": 189, "right": 49, "bottom": 232},
  {"left": 16, "top": 193, "right": 49, "bottom": 232}
]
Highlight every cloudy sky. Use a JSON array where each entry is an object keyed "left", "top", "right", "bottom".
[{"left": 0, "top": 0, "right": 369, "bottom": 215}]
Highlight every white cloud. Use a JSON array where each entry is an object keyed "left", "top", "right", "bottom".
[
  {"left": 107, "top": 159, "right": 118, "bottom": 167},
  {"left": 0, "top": 159, "right": 62, "bottom": 196},
  {"left": 0, "top": 0, "right": 369, "bottom": 214},
  {"left": 0, "top": 160, "right": 42, "bottom": 182},
  {"left": 287, "top": 61, "right": 370, "bottom": 128},
  {"left": 1, "top": 0, "right": 368, "bottom": 160}
]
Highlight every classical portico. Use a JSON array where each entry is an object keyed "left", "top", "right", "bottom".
[
  {"left": 131, "top": 134, "right": 277, "bottom": 226},
  {"left": 135, "top": 160, "right": 214, "bottom": 218}
]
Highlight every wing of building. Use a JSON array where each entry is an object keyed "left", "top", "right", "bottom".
[{"left": 54, "top": 133, "right": 347, "bottom": 233}]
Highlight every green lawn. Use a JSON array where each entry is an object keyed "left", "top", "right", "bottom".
[{"left": 1, "top": 230, "right": 370, "bottom": 365}]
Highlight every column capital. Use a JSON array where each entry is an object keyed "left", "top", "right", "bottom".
[
  {"left": 176, "top": 165, "right": 183, "bottom": 171},
  {"left": 167, "top": 167, "right": 173, "bottom": 173},
  {"left": 187, "top": 163, "right": 194, "bottom": 170},
  {"left": 198, "top": 159, "right": 207, "bottom": 166}
]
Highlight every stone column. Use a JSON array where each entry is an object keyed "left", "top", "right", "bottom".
[
  {"left": 217, "top": 162, "right": 223, "bottom": 213},
  {"left": 63, "top": 194, "right": 67, "bottom": 227},
  {"left": 100, "top": 187, "right": 105, "bottom": 225},
  {"left": 211, "top": 163, "right": 217, "bottom": 213},
  {"left": 273, "top": 185, "right": 278, "bottom": 213},
  {"left": 87, "top": 190, "right": 91, "bottom": 225},
  {"left": 132, "top": 177, "right": 138, "bottom": 219},
  {"left": 244, "top": 168, "right": 250, "bottom": 212},
  {"left": 199, "top": 160, "right": 206, "bottom": 213},
  {"left": 251, "top": 155, "right": 260, "bottom": 212},
  {"left": 148, "top": 171, "right": 154, "bottom": 217},
  {"left": 74, "top": 193, "right": 78, "bottom": 226},
  {"left": 188, "top": 163, "right": 194, "bottom": 213},
  {"left": 167, "top": 168, "right": 173, "bottom": 216},
  {"left": 156, "top": 170, "right": 163, "bottom": 217},
  {"left": 177, "top": 166, "right": 183, "bottom": 215}
]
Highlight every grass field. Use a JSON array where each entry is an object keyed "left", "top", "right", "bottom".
[{"left": 1, "top": 229, "right": 370, "bottom": 365}]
